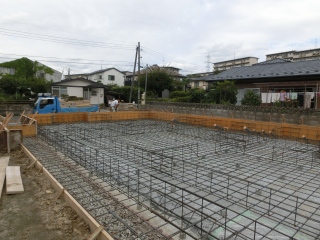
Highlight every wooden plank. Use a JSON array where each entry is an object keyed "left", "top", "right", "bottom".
[
  {"left": 0, "top": 156, "right": 10, "bottom": 199},
  {"left": 20, "top": 144, "right": 114, "bottom": 240},
  {"left": 6, "top": 166, "right": 24, "bottom": 194}
]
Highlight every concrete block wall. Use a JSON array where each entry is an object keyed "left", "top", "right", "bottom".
[{"left": 0, "top": 104, "right": 32, "bottom": 115}]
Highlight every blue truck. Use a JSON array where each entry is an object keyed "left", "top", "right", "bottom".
[{"left": 33, "top": 94, "right": 99, "bottom": 114}]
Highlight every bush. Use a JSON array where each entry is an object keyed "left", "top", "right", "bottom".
[
  {"left": 170, "top": 91, "right": 188, "bottom": 98},
  {"left": 61, "top": 94, "right": 69, "bottom": 101},
  {"left": 241, "top": 90, "right": 261, "bottom": 106},
  {"left": 189, "top": 89, "right": 205, "bottom": 103},
  {"left": 208, "top": 80, "right": 237, "bottom": 104},
  {"left": 172, "top": 96, "right": 191, "bottom": 102},
  {"left": 67, "top": 96, "right": 78, "bottom": 101}
]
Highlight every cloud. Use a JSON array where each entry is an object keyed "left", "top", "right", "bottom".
[{"left": 0, "top": 0, "right": 319, "bottom": 75}]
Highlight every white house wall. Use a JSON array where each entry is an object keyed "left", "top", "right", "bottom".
[
  {"left": 89, "top": 69, "right": 125, "bottom": 86},
  {"left": 0, "top": 67, "right": 15, "bottom": 76},
  {"left": 67, "top": 87, "right": 83, "bottom": 98},
  {"left": 45, "top": 69, "right": 62, "bottom": 82},
  {"left": 90, "top": 88, "right": 104, "bottom": 105},
  {"left": 36, "top": 62, "right": 62, "bottom": 82}
]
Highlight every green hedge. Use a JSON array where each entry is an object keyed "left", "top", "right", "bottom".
[
  {"left": 172, "top": 96, "right": 191, "bottom": 102},
  {"left": 170, "top": 91, "right": 188, "bottom": 98}
]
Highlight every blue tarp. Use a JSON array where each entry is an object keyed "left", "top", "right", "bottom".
[{"left": 60, "top": 105, "right": 99, "bottom": 113}]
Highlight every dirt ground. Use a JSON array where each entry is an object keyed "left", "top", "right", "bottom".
[{"left": 0, "top": 150, "right": 92, "bottom": 240}]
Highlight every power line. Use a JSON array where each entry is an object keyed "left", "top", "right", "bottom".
[
  {"left": 0, "top": 17, "right": 137, "bottom": 45},
  {"left": 0, "top": 56, "right": 134, "bottom": 68},
  {"left": 0, "top": 52, "right": 132, "bottom": 63},
  {"left": 0, "top": 29, "right": 204, "bottom": 73},
  {"left": 0, "top": 28, "right": 135, "bottom": 50}
]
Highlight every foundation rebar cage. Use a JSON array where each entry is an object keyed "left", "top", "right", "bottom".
[{"left": 24, "top": 119, "right": 320, "bottom": 239}]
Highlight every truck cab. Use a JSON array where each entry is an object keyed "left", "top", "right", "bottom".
[{"left": 33, "top": 94, "right": 61, "bottom": 114}]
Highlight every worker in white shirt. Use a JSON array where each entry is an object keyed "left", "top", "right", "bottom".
[{"left": 110, "top": 99, "right": 120, "bottom": 112}]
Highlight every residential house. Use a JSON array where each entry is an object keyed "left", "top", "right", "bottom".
[
  {"left": 161, "top": 66, "right": 186, "bottom": 81},
  {"left": 187, "top": 72, "right": 212, "bottom": 90},
  {"left": 51, "top": 78, "right": 105, "bottom": 105},
  {"left": 0, "top": 59, "right": 62, "bottom": 82},
  {"left": 193, "top": 58, "right": 320, "bottom": 108},
  {"left": 213, "top": 57, "right": 259, "bottom": 71},
  {"left": 122, "top": 71, "right": 133, "bottom": 86},
  {"left": 0, "top": 67, "right": 15, "bottom": 76},
  {"left": 35, "top": 62, "right": 62, "bottom": 82},
  {"left": 65, "top": 68, "right": 125, "bottom": 86},
  {"left": 266, "top": 48, "right": 320, "bottom": 62},
  {"left": 125, "top": 65, "right": 186, "bottom": 86}
]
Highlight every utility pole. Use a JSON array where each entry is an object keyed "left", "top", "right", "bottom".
[
  {"left": 137, "top": 42, "right": 141, "bottom": 105},
  {"left": 145, "top": 64, "right": 148, "bottom": 101},
  {"left": 68, "top": 68, "right": 70, "bottom": 79},
  {"left": 144, "top": 64, "right": 148, "bottom": 95},
  {"left": 129, "top": 43, "right": 138, "bottom": 103}
]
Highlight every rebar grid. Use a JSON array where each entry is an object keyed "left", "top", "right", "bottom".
[
  {"left": 25, "top": 119, "right": 320, "bottom": 239},
  {"left": 23, "top": 137, "right": 172, "bottom": 240}
]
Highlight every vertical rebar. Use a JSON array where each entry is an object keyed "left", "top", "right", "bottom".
[
  {"left": 224, "top": 208, "right": 227, "bottom": 239},
  {"left": 294, "top": 196, "right": 298, "bottom": 227},
  {"left": 227, "top": 175, "right": 230, "bottom": 199},
  {"left": 137, "top": 169, "right": 140, "bottom": 204},
  {"left": 268, "top": 189, "right": 272, "bottom": 216},
  {"left": 109, "top": 156, "right": 112, "bottom": 182},
  {"left": 246, "top": 182, "right": 249, "bottom": 207}
]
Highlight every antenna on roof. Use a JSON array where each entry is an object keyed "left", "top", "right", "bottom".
[{"left": 315, "top": 39, "right": 318, "bottom": 49}]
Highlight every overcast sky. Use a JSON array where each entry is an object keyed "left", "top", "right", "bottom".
[{"left": 0, "top": 0, "right": 319, "bottom": 76}]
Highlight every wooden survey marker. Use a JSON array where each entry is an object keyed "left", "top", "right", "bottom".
[
  {"left": 6, "top": 166, "right": 24, "bottom": 194},
  {"left": 0, "top": 156, "right": 10, "bottom": 199}
]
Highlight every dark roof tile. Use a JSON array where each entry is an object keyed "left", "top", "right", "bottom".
[{"left": 194, "top": 59, "right": 320, "bottom": 81}]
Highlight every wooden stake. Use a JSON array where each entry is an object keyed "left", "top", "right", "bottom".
[
  {"left": 27, "top": 159, "right": 38, "bottom": 169},
  {"left": 28, "top": 111, "right": 38, "bottom": 125},
  {"left": 16, "top": 110, "right": 25, "bottom": 124},
  {"left": 54, "top": 188, "right": 64, "bottom": 201},
  {"left": 87, "top": 225, "right": 104, "bottom": 240}
]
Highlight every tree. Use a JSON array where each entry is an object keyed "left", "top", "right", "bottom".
[
  {"left": 189, "top": 88, "right": 205, "bottom": 103},
  {"left": 137, "top": 67, "right": 173, "bottom": 98},
  {"left": 107, "top": 85, "right": 139, "bottom": 103},
  {"left": 181, "top": 78, "right": 190, "bottom": 92},
  {"left": 241, "top": 90, "right": 261, "bottom": 106},
  {"left": 0, "top": 74, "right": 19, "bottom": 95},
  {"left": 207, "top": 80, "right": 237, "bottom": 104},
  {"left": 0, "top": 58, "right": 53, "bottom": 98}
]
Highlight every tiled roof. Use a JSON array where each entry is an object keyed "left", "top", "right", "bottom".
[
  {"left": 195, "top": 59, "right": 320, "bottom": 81},
  {"left": 88, "top": 68, "right": 113, "bottom": 75},
  {"left": 52, "top": 78, "right": 105, "bottom": 87}
]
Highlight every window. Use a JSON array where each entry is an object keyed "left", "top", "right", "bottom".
[
  {"left": 37, "top": 72, "right": 45, "bottom": 78},
  {"left": 99, "top": 75, "right": 102, "bottom": 79},
  {"left": 52, "top": 86, "right": 67, "bottom": 97},
  {"left": 194, "top": 82, "right": 199, "bottom": 87},
  {"left": 108, "top": 75, "right": 115, "bottom": 81},
  {"left": 39, "top": 98, "right": 54, "bottom": 109},
  {"left": 91, "top": 91, "right": 97, "bottom": 96}
]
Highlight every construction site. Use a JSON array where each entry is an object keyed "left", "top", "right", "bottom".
[{"left": 1, "top": 107, "right": 320, "bottom": 240}]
